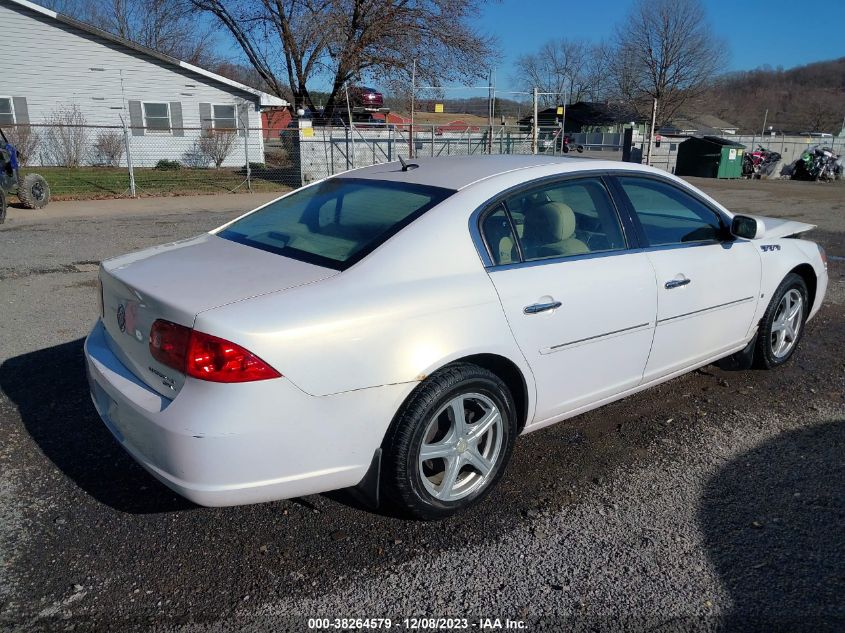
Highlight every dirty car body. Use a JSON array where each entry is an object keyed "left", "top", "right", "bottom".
[{"left": 84, "top": 155, "right": 828, "bottom": 515}]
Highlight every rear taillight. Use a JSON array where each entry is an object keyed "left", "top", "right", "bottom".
[
  {"left": 149, "top": 320, "right": 280, "bottom": 383},
  {"left": 150, "top": 319, "right": 191, "bottom": 371}
]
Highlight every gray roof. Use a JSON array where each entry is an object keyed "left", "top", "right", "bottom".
[{"left": 336, "top": 155, "right": 592, "bottom": 190}]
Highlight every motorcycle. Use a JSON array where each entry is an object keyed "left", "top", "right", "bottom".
[
  {"left": 742, "top": 145, "right": 781, "bottom": 179},
  {"left": 792, "top": 146, "right": 842, "bottom": 182},
  {"left": 561, "top": 134, "right": 584, "bottom": 154}
]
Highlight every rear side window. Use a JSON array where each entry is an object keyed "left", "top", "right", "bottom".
[
  {"left": 503, "top": 178, "right": 626, "bottom": 262},
  {"left": 218, "top": 178, "right": 453, "bottom": 269},
  {"left": 617, "top": 177, "right": 724, "bottom": 246}
]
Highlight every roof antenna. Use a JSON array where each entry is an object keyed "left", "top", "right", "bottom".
[{"left": 398, "top": 155, "right": 418, "bottom": 171}]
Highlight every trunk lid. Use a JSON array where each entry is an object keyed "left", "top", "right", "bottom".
[{"left": 99, "top": 233, "right": 336, "bottom": 397}]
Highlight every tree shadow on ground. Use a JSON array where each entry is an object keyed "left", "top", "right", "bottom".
[{"left": 699, "top": 419, "right": 845, "bottom": 632}]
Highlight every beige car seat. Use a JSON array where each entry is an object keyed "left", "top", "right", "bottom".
[{"left": 521, "top": 201, "right": 589, "bottom": 259}]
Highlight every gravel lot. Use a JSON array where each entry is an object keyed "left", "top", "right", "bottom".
[{"left": 1, "top": 178, "right": 843, "bottom": 632}]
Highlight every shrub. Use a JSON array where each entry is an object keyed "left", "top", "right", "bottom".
[
  {"left": 197, "top": 129, "right": 237, "bottom": 168},
  {"left": 4, "top": 125, "right": 40, "bottom": 166},
  {"left": 93, "top": 131, "right": 125, "bottom": 167},
  {"left": 248, "top": 161, "right": 266, "bottom": 170},
  {"left": 43, "top": 104, "right": 89, "bottom": 167},
  {"left": 155, "top": 159, "right": 182, "bottom": 171}
]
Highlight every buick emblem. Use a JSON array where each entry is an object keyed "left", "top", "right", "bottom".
[{"left": 116, "top": 304, "right": 126, "bottom": 333}]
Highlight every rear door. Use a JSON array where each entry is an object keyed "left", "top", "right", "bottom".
[
  {"left": 611, "top": 175, "right": 761, "bottom": 381},
  {"left": 480, "top": 176, "right": 657, "bottom": 424}
]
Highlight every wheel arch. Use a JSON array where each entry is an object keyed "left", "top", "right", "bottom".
[
  {"left": 418, "top": 353, "right": 532, "bottom": 434},
  {"left": 788, "top": 263, "right": 817, "bottom": 310}
]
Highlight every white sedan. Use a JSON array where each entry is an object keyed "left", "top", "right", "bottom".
[{"left": 85, "top": 155, "right": 828, "bottom": 519}]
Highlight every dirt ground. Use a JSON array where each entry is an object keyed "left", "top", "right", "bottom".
[{"left": 0, "top": 176, "right": 843, "bottom": 631}]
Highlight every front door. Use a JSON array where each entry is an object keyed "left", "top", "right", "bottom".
[
  {"left": 480, "top": 176, "right": 657, "bottom": 424},
  {"left": 613, "top": 175, "right": 761, "bottom": 381}
]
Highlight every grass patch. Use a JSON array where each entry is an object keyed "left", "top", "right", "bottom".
[{"left": 21, "top": 166, "right": 295, "bottom": 200}]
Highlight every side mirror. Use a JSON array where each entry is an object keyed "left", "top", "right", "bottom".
[{"left": 731, "top": 214, "right": 763, "bottom": 240}]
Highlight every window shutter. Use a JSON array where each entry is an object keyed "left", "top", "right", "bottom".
[
  {"left": 12, "top": 97, "right": 29, "bottom": 124},
  {"left": 169, "top": 102, "right": 184, "bottom": 137},
  {"left": 128, "top": 100, "right": 144, "bottom": 136},
  {"left": 199, "top": 103, "right": 212, "bottom": 133},
  {"left": 237, "top": 102, "right": 250, "bottom": 136}
]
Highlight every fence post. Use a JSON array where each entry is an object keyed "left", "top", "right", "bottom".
[
  {"left": 120, "top": 115, "right": 136, "bottom": 198},
  {"left": 243, "top": 121, "right": 252, "bottom": 192},
  {"left": 431, "top": 126, "right": 435, "bottom": 157},
  {"left": 532, "top": 87, "right": 538, "bottom": 155}
]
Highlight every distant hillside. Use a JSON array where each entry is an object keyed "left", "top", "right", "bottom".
[{"left": 699, "top": 57, "right": 845, "bottom": 134}]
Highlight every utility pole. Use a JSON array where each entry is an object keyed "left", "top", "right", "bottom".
[
  {"left": 532, "top": 86, "right": 539, "bottom": 155},
  {"left": 761, "top": 108, "right": 769, "bottom": 139},
  {"left": 646, "top": 97, "right": 658, "bottom": 166}
]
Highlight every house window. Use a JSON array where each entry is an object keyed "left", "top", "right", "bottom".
[
  {"left": 212, "top": 104, "right": 237, "bottom": 131},
  {"left": 0, "top": 97, "right": 14, "bottom": 125},
  {"left": 143, "top": 102, "right": 171, "bottom": 132}
]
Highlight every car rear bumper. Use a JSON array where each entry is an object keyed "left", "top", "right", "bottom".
[{"left": 84, "top": 320, "right": 412, "bottom": 506}]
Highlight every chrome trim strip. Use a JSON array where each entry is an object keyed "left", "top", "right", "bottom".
[
  {"left": 545, "top": 322, "right": 651, "bottom": 352},
  {"left": 658, "top": 296, "right": 755, "bottom": 324}
]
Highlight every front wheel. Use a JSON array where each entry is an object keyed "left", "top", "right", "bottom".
[
  {"left": 753, "top": 273, "right": 809, "bottom": 369},
  {"left": 381, "top": 363, "right": 518, "bottom": 520},
  {"left": 17, "top": 173, "right": 50, "bottom": 209},
  {"left": 575, "top": 145, "right": 584, "bottom": 153}
]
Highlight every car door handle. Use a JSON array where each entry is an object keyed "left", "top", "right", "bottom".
[
  {"left": 523, "top": 301, "right": 562, "bottom": 314},
  {"left": 665, "top": 278, "right": 691, "bottom": 289}
]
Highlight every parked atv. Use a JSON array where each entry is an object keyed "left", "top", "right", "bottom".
[{"left": 1, "top": 126, "right": 51, "bottom": 223}]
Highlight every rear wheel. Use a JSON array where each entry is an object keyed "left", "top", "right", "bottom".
[
  {"left": 754, "top": 273, "right": 808, "bottom": 369},
  {"left": 381, "top": 363, "right": 517, "bottom": 520},
  {"left": 18, "top": 173, "right": 50, "bottom": 209}
]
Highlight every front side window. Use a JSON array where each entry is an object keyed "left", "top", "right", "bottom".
[
  {"left": 617, "top": 177, "right": 724, "bottom": 246},
  {"left": 218, "top": 178, "right": 454, "bottom": 269},
  {"left": 0, "top": 98, "right": 14, "bottom": 125},
  {"left": 504, "top": 178, "right": 626, "bottom": 262},
  {"left": 143, "top": 102, "right": 171, "bottom": 132},
  {"left": 212, "top": 104, "right": 237, "bottom": 130}
]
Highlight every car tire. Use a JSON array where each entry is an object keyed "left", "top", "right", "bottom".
[
  {"left": 381, "top": 363, "right": 518, "bottom": 520},
  {"left": 0, "top": 188, "right": 6, "bottom": 224},
  {"left": 17, "top": 173, "right": 50, "bottom": 209},
  {"left": 753, "top": 272, "right": 809, "bottom": 369}
]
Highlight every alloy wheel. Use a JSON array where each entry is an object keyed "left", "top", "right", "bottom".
[
  {"left": 770, "top": 288, "right": 803, "bottom": 358},
  {"left": 418, "top": 393, "right": 504, "bottom": 502}
]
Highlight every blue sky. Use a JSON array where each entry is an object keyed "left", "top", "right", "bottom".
[{"left": 477, "top": 0, "right": 845, "bottom": 91}]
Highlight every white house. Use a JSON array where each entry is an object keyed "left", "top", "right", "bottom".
[{"left": 0, "top": 0, "right": 287, "bottom": 167}]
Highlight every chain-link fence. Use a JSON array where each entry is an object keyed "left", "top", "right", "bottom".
[
  {"left": 5, "top": 117, "right": 840, "bottom": 200},
  {"left": 5, "top": 122, "right": 299, "bottom": 199}
]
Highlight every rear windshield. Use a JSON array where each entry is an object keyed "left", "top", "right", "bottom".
[{"left": 218, "top": 178, "right": 454, "bottom": 270}]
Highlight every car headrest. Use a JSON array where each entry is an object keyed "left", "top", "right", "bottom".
[{"left": 523, "top": 201, "right": 577, "bottom": 243}]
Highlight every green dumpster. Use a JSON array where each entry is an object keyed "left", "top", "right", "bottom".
[{"left": 675, "top": 136, "right": 746, "bottom": 179}]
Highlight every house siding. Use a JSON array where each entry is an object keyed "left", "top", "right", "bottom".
[{"left": 0, "top": 0, "right": 266, "bottom": 167}]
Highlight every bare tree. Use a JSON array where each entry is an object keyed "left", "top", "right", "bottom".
[
  {"left": 514, "top": 39, "right": 592, "bottom": 107},
  {"left": 609, "top": 0, "right": 726, "bottom": 126},
  {"left": 190, "top": 0, "right": 496, "bottom": 114},
  {"left": 40, "top": 0, "right": 217, "bottom": 66},
  {"left": 197, "top": 129, "right": 238, "bottom": 168},
  {"left": 44, "top": 105, "right": 90, "bottom": 167}
]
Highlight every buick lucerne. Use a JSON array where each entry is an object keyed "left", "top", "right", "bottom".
[{"left": 85, "top": 155, "right": 828, "bottom": 519}]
